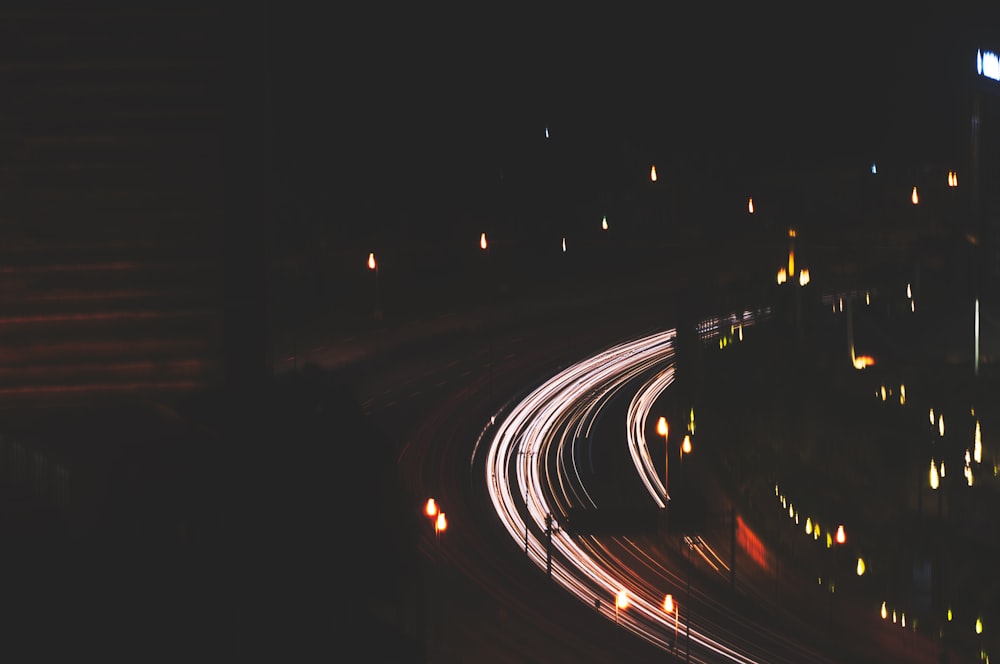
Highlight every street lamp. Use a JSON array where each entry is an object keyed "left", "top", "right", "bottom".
[
  {"left": 424, "top": 498, "right": 438, "bottom": 518},
  {"left": 615, "top": 588, "right": 629, "bottom": 626},
  {"left": 367, "top": 251, "right": 380, "bottom": 320},
  {"left": 664, "top": 594, "right": 679, "bottom": 651},
  {"left": 435, "top": 511, "right": 447, "bottom": 542},
  {"left": 657, "top": 416, "right": 669, "bottom": 500}
]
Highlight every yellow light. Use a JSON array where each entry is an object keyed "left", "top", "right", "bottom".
[
  {"left": 857, "top": 557, "right": 866, "bottom": 576},
  {"left": 882, "top": 601, "right": 888, "bottom": 619},
  {"left": 480, "top": 232, "right": 488, "bottom": 251},
  {"left": 602, "top": 215, "right": 608, "bottom": 230},
  {"left": 650, "top": 165, "right": 657, "bottom": 182},
  {"left": 975, "top": 421, "right": 982, "bottom": 463},
  {"left": 900, "top": 384, "right": 906, "bottom": 405},
  {"left": 368, "top": 252, "right": 376, "bottom": 270},
  {"left": 826, "top": 532, "right": 833, "bottom": 548},
  {"left": 616, "top": 589, "right": 629, "bottom": 610},
  {"left": 912, "top": 186, "right": 919, "bottom": 204},
  {"left": 656, "top": 417, "right": 668, "bottom": 439},
  {"left": 930, "top": 460, "right": 940, "bottom": 490},
  {"left": 798, "top": 268, "right": 810, "bottom": 286},
  {"left": 425, "top": 498, "right": 438, "bottom": 517},
  {"left": 977, "top": 617, "right": 983, "bottom": 635},
  {"left": 788, "top": 228, "right": 796, "bottom": 238},
  {"left": 748, "top": 197, "right": 754, "bottom": 214},
  {"left": 947, "top": 608, "right": 953, "bottom": 622},
  {"left": 435, "top": 512, "right": 448, "bottom": 534},
  {"left": 789, "top": 503, "right": 794, "bottom": 518},
  {"left": 788, "top": 250, "right": 795, "bottom": 277},
  {"left": 880, "top": 386, "right": 886, "bottom": 402},
  {"left": 681, "top": 435, "right": 692, "bottom": 454},
  {"left": 805, "top": 517, "right": 812, "bottom": 534},
  {"left": 835, "top": 525, "right": 846, "bottom": 544},
  {"left": 939, "top": 414, "right": 945, "bottom": 437},
  {"left": 664, "top": 594, "right": 674, "bottom": 613},
  {"left": 929, "top": 407, "right": 935, "bottom": 425},
  {"left": 777, "top": 267, "right": 787, "bottom": 284}
]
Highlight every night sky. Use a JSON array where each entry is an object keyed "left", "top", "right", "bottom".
[{"left": 271, "top": 3, "right": 999, "bottom": 249}]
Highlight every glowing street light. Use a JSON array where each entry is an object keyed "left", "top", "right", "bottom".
[
  {"left": 424, "top": 498, "right": 438, "bottom": 518},
  {"left": 368, "top": 251, "right": 380, "bottom": 319},
  {"left": 650, "top": 164, "right": 657, "bottom": 182},
  {"left": 912, "top": 186, "right": 920, "bottom": 205},
  {"left": 480, "top": 232, "right": 488, "bottom": 251},
  {"left": 664, "top": 594, "right": 679, "bottom": 650},
  {"left": 835, "top": 524, "right": 846, "bottom": 545},
  {"left": 748, "top": 197, "right": 754, "bottom": 214},
  {"left": 435, "top": 511, "right": 448, "bottom": 540},
  {"left": 615, "top": 589, "right": 629, "bottom": 625},
  {"left": 657, "top": 416, "right": 669, "bottom": 499},
  {"left": 930, "top": 459, "right": 940, "bottom": 490},
  {"left": 856, "top": 557, "right": 866, "bottom": 576}
]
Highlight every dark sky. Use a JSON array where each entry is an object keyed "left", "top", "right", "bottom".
[{"left": 270, "top": 3, "right": 1000, "bottom": 241}]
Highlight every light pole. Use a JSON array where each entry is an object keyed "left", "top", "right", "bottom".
[
  {"left": 657, "top": 416, "right": 669, "bottom": 501},
  {"left": 664, "top": 594, "right": 679, "bottom": 652},
  {"left": 367, "top": 251, "right": 380, "bottom": 321}
]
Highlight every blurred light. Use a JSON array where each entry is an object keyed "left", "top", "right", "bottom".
[
  {"left": 562, "top": 237, "right": 567, "bottom": 252},
  {"left": 941, "top": 460, "right": 946, "bottom": 477},
  {"left": 657, "top": 417, "right": 668, "bottom": 439},
  {"left": 975, "top": 421, "right": 982, "bottom": 463},
  {"left": 777, "top": 267, "right": 787, "bottom": 284},
  {"left": 939, "top": 414, "right": 945, "bottom": 437},
  {"left": 368, "top": 252, "right": 376, "bottom": 270},
  {"left": 602, "top": 215, "right": 608, "bottom": 230},
  {"left": 948, "top": 170, "right": 958, "bottom": 187},
  {"left": 911, "top": 186, "right": 919, "bottom": 205},
  {"left": 948, "top": 608, "right": 953, "bottom": 622},
  {"left": 930, "top": 460, "right": 940, "bottom": 489},
  {"left": 880, "top": 386, "right": 887, "bottom": 401},
  {"left": 979, "top": 49, "right": 1000, "bottom": 82},
  {"left": 826, "top": 532, "right": 833, "bottom": 548},
  {"left": 866, "top": 291, "right": 871, "bottom": 305},
  {"left": 977, "top": 617, "right": 983, "bottom": 635},
  {"left": 907, "top": 283, "right": 912, "bottom": 299},
  {"left": 545, "top": 126, "right": 550, "bottom": 139},
  {"left": 664, "top": 594, "right": 674, "bottom": 613},
  {"left": 871, "top": 163, "right": 878, "bottom": 174},
  {"left": 616, "top": 589, "right": 629, "bottom": 609},
  {"left": 835, "top": 524, "right": 846, "bottom": 544},
  {"left": 857, "top": 557, "right": 866, "bottom": 576},
  {"left": 805, "top": 517, "right": 812, "bottom": 534},
  {"left": 853, "top": 355, "right": 875, "bottom": 370},
  {"left": 748, "top": 197, "right": 754, "bottom": 214},
  {"left": 425, "top": 498, "right": 438, "bottom": 517},
  {"left": 650, "top": 164, "right": 657, "bottom": 182},
  {"left": 435, "top": 512, "right": 448, "bottom": 534},
  {"left": 929, "top": 407, "right": 935, "bottom": 425},
  {"left": 681, "top": 434, "right": 692, "bottom": 454},
  {"left": 481, "top": 232, "right": 488, "bottom": 251},
  {"left": 900, "top": 384, "right": 906, "bottom": 405},
  {"left": 788, "top": 250, "right": 795, "bottom": 278},
  {"left": 799, "top": 268, "right": 810, "bottom": 286},
  {"left": 881, "top": 601, "right": 888, "bottom": 619}
]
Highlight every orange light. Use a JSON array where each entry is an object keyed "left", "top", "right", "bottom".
[
  {"left": 650, "top": 165, "right": 657, "bottom": 182},
  {"left": 681, "top": 435, "right": 691, "bottom": 454},
  {"left": 435, "top": 512, "right": 448, "bottom": 534},
  {"left": 480, "top": 232, "right": 488, "bottom": 251},
  {"left": 656, "top": 417, "right": 668, "bottom": 439},
  {"left": 664, "top": 594, "right": 674, "bottom": 613},
  {"left": 748, "top": 197, "right": 754, "bottom": 214},
  {"left": 368, "top": 252, "right": 376, "bottom": 270},
  {"left": 911, "top": 186, "right": 919, "bottom": 205},
  {"left": 835, "top": 524, "right": 846, "bottom": 544},
  {"left": 616, "top": 589, "right": 629, "bottom": 609},
  {"left": 425, "top": 498, "right": 438, "bottom": 518}
]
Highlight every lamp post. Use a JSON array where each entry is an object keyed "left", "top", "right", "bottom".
[
  {"left": 664, "top": 594, "right": 679, "bottom": 652},
  {"left": 367, "top": 251, "right": 380, "bottom": 321},
  {"left": 657, "top": 416, "right": 669, "bottom": 501}
]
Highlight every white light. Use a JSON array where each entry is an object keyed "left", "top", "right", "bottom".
[
  {"left": 871, "top": 163, "right": 877, "bottom": 174},
  {"left": 562, "top": 237, "right": 567, "bottom": 252},
  {"left": 545, "top": 126, "right": 550, "bottom": 139},
  {"left": 979, "top": 49, "right": 1000, "bottom": 82}
]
